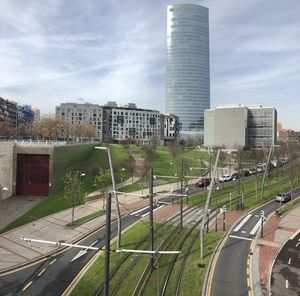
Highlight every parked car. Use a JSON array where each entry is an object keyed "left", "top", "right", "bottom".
[
  {"left": 231, "top": 172, "right": 240, "bottom": 180},
  {"left": 195, "top": 178, "right": 211, "bottom": 187},
  {"left": 248, "top": 169, "right": 257, "bottom": 175},
  {"left": 242, "top": 170, "right": 251, "bottom": 177},
  {"left": 218, "top": 174, "right": 232, "bottom": 182},
  {"left": 256, "top": 163, "right": 266, "bottom": 173},
  {"left": 275, "top": 192, "right": 291, "bottom": 203}
]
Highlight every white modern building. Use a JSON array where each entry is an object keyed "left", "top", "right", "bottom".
[
  {"left": 103, "top": 104, "right": 164, "bottom": 144},
  {"left": 204, "top": 105, "right": 277, "bottom": 148},
  {"left": 165, "top": 4, "right": 210, "bottom": 138},
  {"left": 56, "top": 102, "right": 179, "bottom": 144},
  {"left": 55, "top": 103, "right": 103, "bottom": 141}
]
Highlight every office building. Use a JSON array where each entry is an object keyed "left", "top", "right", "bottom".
[
  {"left": 204, "top": 105, "right": 277, "bottom": 148},
  {"left": 165, "top": 4, "right": 210, "bottom": 138}
]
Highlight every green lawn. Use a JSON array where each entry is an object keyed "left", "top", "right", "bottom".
[
  {"left": 66, "top": 210, "right": 105, "bottom": 228},
  {"left": 71, "top": 222, "right": 222, "bottom": 296},
  {"left": 0, "top": 192, "right": 69, "bottom": 234}
]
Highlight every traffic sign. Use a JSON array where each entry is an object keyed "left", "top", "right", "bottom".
[{"left": 260, "top": 210, "right": 264, "bottom": 218}]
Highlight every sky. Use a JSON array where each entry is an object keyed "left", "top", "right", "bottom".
[{"left": 0, "top": 0, "right": 300, "bottom": 129}]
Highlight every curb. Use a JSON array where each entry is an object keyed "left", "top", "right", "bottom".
[{"left": 202, "top": 197, "right": 280, "bottom": 296}]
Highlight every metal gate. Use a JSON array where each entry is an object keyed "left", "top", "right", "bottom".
[{"left": 16, "top": 154, "right": 50, "bottom": 196}]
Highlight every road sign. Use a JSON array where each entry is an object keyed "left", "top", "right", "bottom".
[
  {"left": 260, "top": 210, "right": 265, "bottom": 218},
  {"left": 206, "top": 209, "right": 211, "bottom": 214},
  {"left": 223, "top": 205, "right": 227, "bottom": 213}
]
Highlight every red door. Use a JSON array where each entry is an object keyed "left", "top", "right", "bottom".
[{"left": 17, "top": 154, "right": 50, "bottom": 196}]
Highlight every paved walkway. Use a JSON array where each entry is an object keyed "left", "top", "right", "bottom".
[
  {"left": 251, "top": 204, "right": 300, "bottom": 296},
  {"left": 0, "top": 196, "right": 45, "bottom": 229},
  {"left": 0, "top": 179, "right": 185, "bottom": 272}
]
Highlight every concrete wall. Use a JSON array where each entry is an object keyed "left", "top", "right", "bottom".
[
  {"left": 214, "top": 107, "right": 248, "bottom": 148},
  {"left": 204, "top": 107, "right": 248, "bottom": 148},
  {"left": 0, "top": 142, "right": 15, "bottom": 199}
]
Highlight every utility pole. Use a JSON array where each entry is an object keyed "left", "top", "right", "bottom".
[
  {"left": 95, "top": 146, "right": 122, "bottom": 249},
  {"left": 107, "top": 146, "right": 121, "bottom": 249},
  {"left": 206, "top": 209, "right": 210, "bottom": 233},
  {"left": 200, "top": 149, "right": 221, "bottom": 259},
  {"left": 180, "top": 160, "right": 184, "bottom": 228},
  {"left": 261, "top": 146, "right": 273, "bottom": 200},
  {"left": 260, "top": 210, "right": 265, "bottom": 238},
  {"left": 104, "top": 192, "right": 112, "bottom": 296},
  {"left": 149, "top": 168, "right": 154, "bottom": 270},
  {"left": 222, "top": 205, "right": 226, "bottom": 231}
]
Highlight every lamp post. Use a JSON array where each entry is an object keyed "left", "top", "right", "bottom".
[
  {"left": 121, "top": 168, "right": 125, "bottom": 189},
  {"left": 95, "top": 146, "right": 122, "bottom": 249},
  {"left": 0, "top": 185, "right": 8, "bottom": 210}
]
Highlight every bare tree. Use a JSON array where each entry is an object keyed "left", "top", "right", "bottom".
[
  {"left": 94, "top": 169, "right": 111, "bottom": 210},
  {"left": 63, "top": 171, "right": 84, "bottom": 225}
]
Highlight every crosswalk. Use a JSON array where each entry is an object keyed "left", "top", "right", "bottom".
[
  {"left": 230, "top": 213, "right": 265, "bottom": 240},
  {"left": 130, "top": 203, "right": 168, "bottom": 218}
]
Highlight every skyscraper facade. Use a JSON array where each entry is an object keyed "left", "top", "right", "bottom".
[{"left": 165, "top": 4, "right": 210, "bottom": 138}]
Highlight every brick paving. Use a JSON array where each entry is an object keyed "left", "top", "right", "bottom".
[
  {"left": 0, "top": 180, "right": 184, "bottom": 272},
  {"left": 252, "top": 205, "right": 300, "bottom": 296},
  {"left": 214, "top": 210, "right": 245, "bottom": 231}
]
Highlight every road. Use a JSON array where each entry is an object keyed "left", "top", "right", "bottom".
[
  {"left": 208, "top": 186, "right": 300, "bottom": 296},
  {"left": 0, "top": 201, "right": 170, "bottom": 296},
  {"left": 271, "top": 230, "right": 300, "bottom": 295},
  {"left": 0, "top": 173, "right": 259, "bottom": 296}
]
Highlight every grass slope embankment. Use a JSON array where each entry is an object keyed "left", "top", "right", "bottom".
[{"left": 0, "top": 144, "right": 130, "bottom": 233}]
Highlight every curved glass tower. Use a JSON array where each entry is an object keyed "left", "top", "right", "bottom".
[{"left": 165, "top": 4, "right": 210, "bottom": 138}]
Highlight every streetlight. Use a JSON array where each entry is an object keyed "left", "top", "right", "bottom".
[
  {"left": 0, "top": 186, "right": 8, "bottom": 207},
  {"left": 121, "top": 168, "right": 125, "bottom": 189},
  {"left": 95, "top": 146, "right": 122, "bottom": 249}
]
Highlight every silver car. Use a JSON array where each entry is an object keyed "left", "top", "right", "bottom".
[{"left": 275, "top": 192, "right": 291, "bottom": 202}]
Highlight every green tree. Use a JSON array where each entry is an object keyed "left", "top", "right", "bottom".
[
  {"left": 94, "top": 169, "right": 111, "bottom": 210},
  {"left": 63, "top": 171, "right": 84, "bottom": 225}
]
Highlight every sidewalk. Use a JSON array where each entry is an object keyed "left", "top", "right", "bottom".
[
  {"left": 251, "top": 204, "right": 300, "bottom": 296},
  {"left": 0, "top": 179, "right": 183, "bottom": 272}
]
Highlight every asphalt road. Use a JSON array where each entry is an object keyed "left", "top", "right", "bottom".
[
  {"left": 0, "top": 201, "right": 169, "bottom": 296},
  {"left": 271, "top": 231, "right": 300, "bottom": 296},
  {"left": 209, "top": 186, "right": 300, "bottom": 296}
]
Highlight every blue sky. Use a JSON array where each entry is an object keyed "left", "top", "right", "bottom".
[{"left": 0, "top": 0, "right": 300, "bottom": 129}]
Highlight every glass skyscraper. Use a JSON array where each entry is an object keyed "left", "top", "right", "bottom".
[{"left": 165, "top": 4, "right": 210, "bottom": 138}]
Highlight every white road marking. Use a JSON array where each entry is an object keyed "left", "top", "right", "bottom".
[
  {"left": 37, "top": 268, "right": 46, "bottom": 276},
  {"left": 286, "top": 279, "right": 289, "bottom": 288},
  {"left": 130, "top": 206, "right": 149, "bottom": 216},
  {"left": 22, "top": 281, "right": 33, "bottom": 291},
  {"left": 233, "top": 214, "right": 252, "bottom": 232},
  {"left": 49, "top": 258, "right": 57, "bottom": 265},
  {"left": 241, "top": 231, "right": 246, "bottom": 234},
  {"left": 295, "top": 242, "right": 300, "bottom": 248},
  {"left": 288, "top": 258, "right": 292, "bottom": 265},
  {"left": 229, "top": 235, "right": 253, "bottom": 241},
  {"left": 71, "top": 240, "right": 98, "bottom": 262},
  {"left": 250, "top": 220, "right": 262, "bottom": 235},
  {"left": 255, "top": 215, "right": 259, "bottom": 217},
  {"left": 141, "top": 205, "right": 165, "bottom": 218}
]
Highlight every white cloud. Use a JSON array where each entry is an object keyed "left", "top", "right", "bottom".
[{"left": 0, "top": 0, "right": 300, "bottom": 129}]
